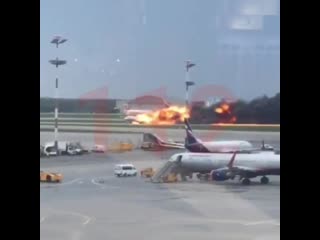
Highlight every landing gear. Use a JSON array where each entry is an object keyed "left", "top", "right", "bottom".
[
  {"left": 241, "top": 178, "right": 251, "bottom": 185},
  {"left": 260, "top": 176, "right": 269, "bottom": 185},
  {"left": 196, "top": 173, "right": 209, "bottom": 181}
]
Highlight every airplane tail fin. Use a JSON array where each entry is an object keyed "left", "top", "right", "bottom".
[
  {"left": 227, "top": 152, "right": 237, "bottom": 169},
  {"left": 184, "top": 118, "right": 198, "bottom": 145},
  {"left": 184, "top": 118, "right": 193, "bottom": 132}
]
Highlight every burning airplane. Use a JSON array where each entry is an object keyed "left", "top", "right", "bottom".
[
  {"left": 214, "top": 102, "right": 237, "bottom": 124},
  {"left": 131, "top": 105, "right": 190, "bottom": 125}
]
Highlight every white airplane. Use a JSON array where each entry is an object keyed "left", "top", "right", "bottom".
[
  {"left": 138, "top": 119, "right": 277, "bottom": 153},
  {"left": 140, "top": 133, "right": 185, "bottom": 150},
  {"left": 124, "top": 109, "right": 152, "bottom": 116},
  {"left": 152, "top": 151, "right": 280, "bottom": 185},
  {"left": 123, "top": 106, "right": 153, "bottom": 123},
  {"left": 184, "top": 119, "right": 254, "bottom": 153},
  {"left": 123, "top": 102, "right": 170, "bottom": 123}
]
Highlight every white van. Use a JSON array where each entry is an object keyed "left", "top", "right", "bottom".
[
  {"left": 92, "top": 145, "right": 106, "bottom": 153},
  {"left": 114, "top": 164, "right": 137, "bottom": 177}
]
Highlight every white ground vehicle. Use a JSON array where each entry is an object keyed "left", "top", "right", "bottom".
[
  {"left": 43, "top": 141, "right": 84, "bottom": 156},
  {"left": 91, "top": 145, "right": 106, "bottom": 153},
  {"left": 114, "top": 164, "right": 138, "bottom": 177}
]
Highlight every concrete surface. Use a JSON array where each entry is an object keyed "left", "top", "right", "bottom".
[{"left": 40, "top": 131, "right": 280, "bottom": 240}]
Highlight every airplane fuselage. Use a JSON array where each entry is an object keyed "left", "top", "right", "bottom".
[
  {"left": 170, "top": 152, "right": 280, "bottom": 175},
  {"left": 124, "top": 109, "right": 151, "bottom": 116},
  {"left": 187, "top": 140, "right": 254, "bottom": 153}
]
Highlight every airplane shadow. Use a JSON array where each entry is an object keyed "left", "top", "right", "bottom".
[{"left": 195, "top": 179, "right": 280, "bottom": 190}]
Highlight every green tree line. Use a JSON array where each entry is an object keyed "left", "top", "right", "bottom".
[
  {"left": 41, "top": 93, "right": 280, "bottom": 124},
  {"left": 190, "top": 93, "right": 280, "bottom": 124}
]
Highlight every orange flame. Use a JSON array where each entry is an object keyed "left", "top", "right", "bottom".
[
  {"left": 230, "top": 116, "right": 237, "bottom": 123},
  {"left": 215, "top": 103, "right": 230, "bottom": 114},
  {"left": 215, "top": 108, "right": 223, "bottom": 114},
  {"left": 134, "top": 106, "right": 190, "bottom": 125},
  {"left": 214, "top": 103, "right": 237, "bottom": 124},
  {"left": 221, "top": 104, "right": 229, "bottom": 111}
]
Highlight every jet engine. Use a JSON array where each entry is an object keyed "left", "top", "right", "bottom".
[{"left": 210, "top": 169, "right": 232, "bottom": 181}]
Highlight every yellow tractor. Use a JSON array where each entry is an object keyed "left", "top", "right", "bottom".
[
  {"left": 40, "top": 171, "right": 63, "bottom": 183},
  {"left": 140, "top": 167, "right": 155, "bottom": 178},
  {"left": 109, "top": 142, "right": 134, "bottom": 153},
  {"left": 162, "top": 173, "right": 178, "bottom": 183},
  {"left": 120, "top": 142, "right": 134, "bottom": 151}
]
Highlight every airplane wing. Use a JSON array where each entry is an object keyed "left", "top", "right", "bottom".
[
  {"left": 159, "top": 143, "right": 185, "bottom": 149},
  {"left": 228, "top": 165, "right": 265, "bottom": 179},
  {"left": 231, "top": 165, "right": 260, "bottom": 172},
  {"left": 227, "top": 153, "right": 262, "bottom": 177},
  {"left": 141, "top": 141, "right": 185, "bottom": 150},
  {"left": 222, "top": 148, "right": 276, "bottom": 154}
]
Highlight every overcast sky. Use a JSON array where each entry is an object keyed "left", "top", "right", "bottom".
[{"left": 40, "top": 0, "right": 280, "bottom": 101}]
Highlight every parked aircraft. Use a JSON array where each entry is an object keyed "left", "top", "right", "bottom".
[
  {"left": 184, "top": 119, "right": 253, "bottom": 153},
  {"left": 152, "top": 151, "right": 280, "bottom": 185}
]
